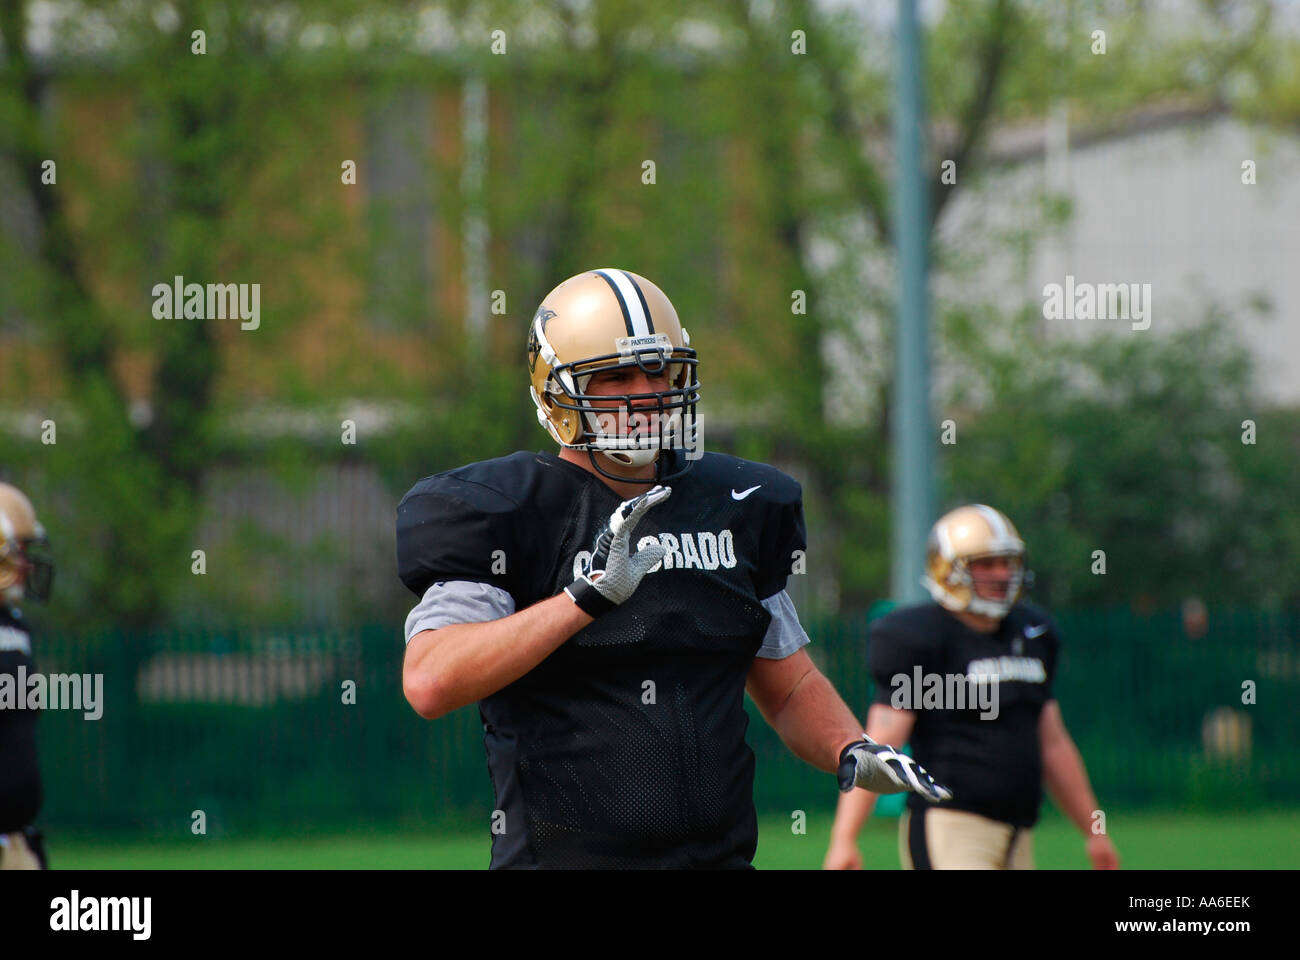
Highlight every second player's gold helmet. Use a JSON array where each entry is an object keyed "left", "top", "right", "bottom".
[
  {"left": 0, "top": 482, "right": 54, "bottom": 610},
  {"left": 922, "top": 504, "right": 1027, "bottom": 619},
  {"left": 527, "top": 268, "right": 700, "bottom": 483}
]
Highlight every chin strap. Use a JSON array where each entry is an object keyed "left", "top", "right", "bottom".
[
  {"left": 966, "top": 594, "right": 1013, "bottom": 619},
  {"left": 585, "top": 448, "right": 666, "bottom": 485}
]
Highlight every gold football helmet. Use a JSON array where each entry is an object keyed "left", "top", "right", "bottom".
[
  {"left": 0, "top": 483, "right": 54, "bottom": 609},
  {"left": 527, "top": 268, "right": 700, "bottom": 483},
  {"left": 922, "top": 504, "right": 1027, "bottom": 619}
]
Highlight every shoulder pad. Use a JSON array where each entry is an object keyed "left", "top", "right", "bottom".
[
  {"left": 870, "top": 603, "right": 947, "bottom": 644},
  {"left": 1009, "top": 602, "right": 1058, "bottom": 636},
  {"left": 688, "top": 453, "right": 802, "bottom": 506},
  {"left": 396, "top": 456, "right": 534, "bottom": 598}
]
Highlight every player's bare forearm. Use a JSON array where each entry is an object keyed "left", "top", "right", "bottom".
[
  {"left": 403, "top": 592, "right": 592, "bottom": 719},
  {"left": 749, "top": 660, "right": 862, "bottom": 773},
  {"left": 825, "top": 784, "right": 877, "bottom": 867},
  {"left": 1042, "top": 733, "right": 1101, "bottom": 834},
  {"left": 829, "top": 782, "right": 879, "bottom": 841}
]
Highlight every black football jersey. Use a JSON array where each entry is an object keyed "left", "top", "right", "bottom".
[
  {"left": 0, "top": 606, "right": 41, "bottom": 833},
  {"left": 396, "top": 450, "right": 806, "bottom": 868},
  {"left": 869, "top": 602, "right": 1060, "bottom": 828}
]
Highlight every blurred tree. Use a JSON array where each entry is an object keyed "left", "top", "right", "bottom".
[
  {"left": 944, "top": 306, "right": 1300, "bottom": 610},
  {"left": 708, "top": 0, "right": 1297, "bottom": 611},
  {"left": 3, "top": 0, "right": 1297, "bottom": 633},
  {"left": 0, "top": 0, "right": 346, "bottom": 631}
]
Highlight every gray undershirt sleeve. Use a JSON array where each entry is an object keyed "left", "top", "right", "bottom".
[
  {"left": 404, "top": 581, "right": 807, "bottom": 659},
  {"left": 755, "top": 589, "right": 811, "bottom": 660},
  {"left": 404, "top": 580, "right": 517, "bottom": 644}
]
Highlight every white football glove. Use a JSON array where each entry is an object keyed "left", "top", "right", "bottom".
[
  {"left": 837, "top": 735, "right": 952, "bottom": 803},
  {"left": 565, "top": 485, "right": 671, "bottom": 616}
]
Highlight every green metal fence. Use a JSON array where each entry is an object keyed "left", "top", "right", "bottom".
[{"left": 29, "top": 606, "right": 1298, "bottom": 838}]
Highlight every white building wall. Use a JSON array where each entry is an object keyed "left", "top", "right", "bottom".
[{"left": 941, "top": 114, "right": 1300, "bottom": 406}]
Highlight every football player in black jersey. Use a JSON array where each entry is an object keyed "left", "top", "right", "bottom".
[
  {"left": 824, "top": 504, "right": 1120, "bottom": 870},
  {"left": 0, "top": 483, "right": 54, "bottom": 870},
  {"left": 397, "top": 268, "right": 951, "bottom": 868}
]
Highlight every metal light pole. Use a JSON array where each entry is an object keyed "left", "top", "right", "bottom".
[{"left": 890, "top": 0, "right": 935, "bottom": 603}]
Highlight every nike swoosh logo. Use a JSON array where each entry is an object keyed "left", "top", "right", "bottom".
[
  {"left": 731, "top": 485, "right": 762, "bottom": 500},
  {"left": 1024, "top": 624, "right": 1048, "bottom": 638}
]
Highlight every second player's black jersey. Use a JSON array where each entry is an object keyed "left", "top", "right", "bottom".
[
  {"left": 0, "top": 606, "right": 41, "bottom": 833},
  {"left": 869, "top": 602, "right": 1060, "bottom": 828},
  {"left": 397, "top": 450, "right": 806, "bottom": 868}
]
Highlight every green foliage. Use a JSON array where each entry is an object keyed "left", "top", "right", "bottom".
[
  {"left": 2, "top": 0, "right": 352, "bottom": 632},
  {"left": 4, "top": 0, "right": 1299, "bottom": 630},
  {"left": 943, "top": 310, "right": 1300, "bottom": 609}
]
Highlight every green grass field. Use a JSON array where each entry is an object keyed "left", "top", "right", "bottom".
[{"left": 46, "top": 809, "right": 1300, "bottom": 869}]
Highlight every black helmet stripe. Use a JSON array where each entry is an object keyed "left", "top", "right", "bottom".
[
  {"left": 622, "top": 271, "right": 656, "bottom": 334},
  {"left": 594, "top": 269, "right": 636, "bottom": 336}
]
